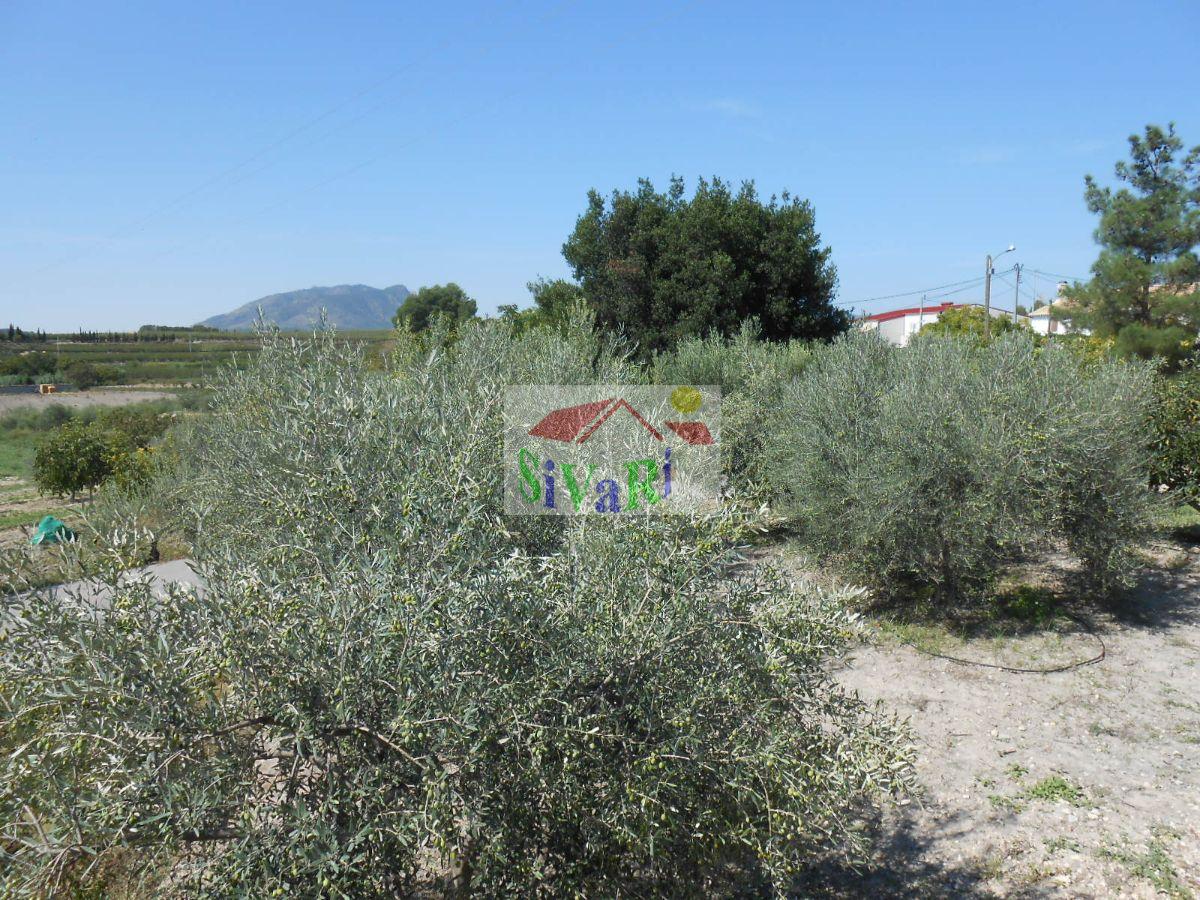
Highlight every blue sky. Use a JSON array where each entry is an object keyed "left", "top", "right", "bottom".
[{"left": 3, "top": 0, "right": 1198, "bottom": 331}]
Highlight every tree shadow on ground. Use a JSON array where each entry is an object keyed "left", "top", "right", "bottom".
[
  {"left": 1103, "top": 552, "right": 1200, "bottom": 630},
  {"left": 785, "top": 806, "right": 996, "bottom": 899},
  {"left": 860, "top": 536, "right": 1200, "bottom": 647}
]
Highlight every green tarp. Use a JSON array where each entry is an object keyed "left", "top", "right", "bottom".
[{"left": 31, "top": 515, "right": 75, "bottom": 546}]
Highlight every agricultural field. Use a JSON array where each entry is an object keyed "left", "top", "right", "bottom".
[
  {"left": 0, "top": 388, "right": 197, "bottom": 551},
  {"left": 0, "top": 328, "right": 395, "bottom": 386}
]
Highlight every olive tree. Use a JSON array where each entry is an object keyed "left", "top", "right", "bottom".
[
  {"left": 650, "top": 320, "right": 813, "bottom": 489},
  {"left": 2, "top": 319, "right": 913, "bottom": 897},
  {"left": 766, "top": 331, "right": 1157, "bottom": 604}
]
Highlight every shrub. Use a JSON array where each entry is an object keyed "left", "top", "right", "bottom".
[
  {"left": 105, "top": 444, "right": 159, "bottom": 495},
  {"left": 562, "top": 176, "right": 847, "bottom": 354},
  {"left": 0, "top": 350, "right": 57, "bottom": 379},
  {"left": 31, "top": 420, "right": 113, "bottom": 499},
  {"left": 65, "top": 360, "right": 103, "bottom": 390},
  {"left": 391, "top": 282, "right": 478, "bottom": 332},
  {"left": 766, "top": 331, "right": 1157, "bottom": 603},
  {"left": 650, "top": 321, "right": 812, "bottom": 488},
  {"left": 0, "top": 403, "right": 73, "bottom": 432},
  {"left": 2, "top": 322, "right": 913, "bottom": 896},
  {"left": 97, "top": 406, "right": 170, "bottom": 449},
  {"left": 1150, "top": 364, "right": 1200, "bottom": 512}
]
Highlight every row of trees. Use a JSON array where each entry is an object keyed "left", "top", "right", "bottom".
[
  {"left": 31, "top": 406, "right": 170, "bottom": 499},
  {"left": 10, "top": 312, "right": 1181, "bottom": 895},
  {"left": 4, "top": 325, "right": 49, "bottom": 342},
  {"left": 1, "top": 326, "right": 220, "bottom": 344},
  {"left": 394, "top": 125, "right": 1197, "bottom": 376},
  {"left": 0, "top": 353, "right": 118, "bottom": 388},
  {"left": 4, "top": 325, "right": 915, "bottom": 896}
]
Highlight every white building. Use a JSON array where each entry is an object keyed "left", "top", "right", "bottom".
[
  {"left": 859, "top": 302, "right": 1023, "bottom": 347},
  {"left": 1029, "top": 300, "right": 1070, "bottom": 335},
  {"left": 1028, "top": 283, "right": 1089, "bottom": 336}
]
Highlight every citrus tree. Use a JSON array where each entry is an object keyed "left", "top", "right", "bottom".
[
  {"left": 31, "top": 420, "right": 113, "bottom": 500},
  {"left": 917, "top": 304, "right": 1032, "bottom": 343}
]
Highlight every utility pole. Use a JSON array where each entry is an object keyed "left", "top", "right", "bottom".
[
  {"left": 1012, "top": 263, "right": 1022, "bottom": 324},
  {"left": 919, "top": 293, "right": 926, "bottom": 331},
  {"left": 984, "top": 255, "right": 994, "bottom": 340},
  {"left": 984, "top": 245, "right": 1015, "bottom": 340}
]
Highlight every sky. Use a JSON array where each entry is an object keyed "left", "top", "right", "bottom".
[{"left": 3, "top": 0, "right": 1199, "bottom": 332}]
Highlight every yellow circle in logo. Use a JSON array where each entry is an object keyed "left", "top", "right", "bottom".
[{"left": 670, "top": 386, "right": 702, "bottom": 414}]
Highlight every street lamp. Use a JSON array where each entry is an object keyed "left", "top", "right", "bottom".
[{"left": 984, "top": 244, "right": 1016, "bottom": 339}]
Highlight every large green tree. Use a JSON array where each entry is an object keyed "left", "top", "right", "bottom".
[
  {"left": 392, "top": 283, "right": 477, "bottom": 332},
  {"left": 1063, "top": 124, "right": 1200, "bottom": 365},
  {"left": 562, "top": 176, "right": 846, "bottom": 354}
]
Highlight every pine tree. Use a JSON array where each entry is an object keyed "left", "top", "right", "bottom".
[{"left": 1064, "top": 124, "right": 1200, "bottom": 366}]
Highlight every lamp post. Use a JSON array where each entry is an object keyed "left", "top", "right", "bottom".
[{"left": 984, "top": 244, "right": 1016, "bottom": 339}]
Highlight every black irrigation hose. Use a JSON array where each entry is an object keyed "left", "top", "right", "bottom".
[{"left": 897, "top": 611, "right": 1106, "bottom": 674}]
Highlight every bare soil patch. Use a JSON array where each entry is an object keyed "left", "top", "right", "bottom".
[
  {"left": 0, "top": 387, "right": 175, "bottom": 413},
  {"left": 797, "top": 541, "right": 1200, "bottom": 897}
]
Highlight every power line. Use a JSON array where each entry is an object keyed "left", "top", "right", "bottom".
[
  {"left": 1027, "top": 268, "right": 1087, "bottom": 283},
  {"left": 843, "top": 267, "right": 1020, "bottom": 309},
  {"left": 993, "top": 272, "right": 1038, "bottom": 306},
  {"left": 927, "top": 277, "right": 1001, "bottom": 302},
  {"left": 147, "top": 0, "right": 588, "bottom": 232},
  {"left": 842, "top": 274, "right": 988, "bottom": 307}
]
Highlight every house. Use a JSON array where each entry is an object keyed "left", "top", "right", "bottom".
[
  {"left": 1028, "top": 283, "right": 1090, "bottom": 336},
  {"left": 858, "top": 302, "right": 1022, "bottom": 347},
  {"left": 1029, "top": 301, "right": 1070, "bottom": 335}
]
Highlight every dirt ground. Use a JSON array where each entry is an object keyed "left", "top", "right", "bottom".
[
  {"left": 0, "top": 387, "right": 175, "bottom": 413},
  {"left": 0, "top": 475, "right": 75, "bottom": 540},
  {"left": 800, "top": 541, "right": 1200, "bottom": 898}
]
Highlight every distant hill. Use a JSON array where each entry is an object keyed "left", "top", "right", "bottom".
[{"left": 198, "top": 284, "right": 411, "bottom": 331}]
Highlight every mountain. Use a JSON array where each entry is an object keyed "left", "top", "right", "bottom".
[{"left": 198, "top": 284, "right": 411, "bottom": 331}]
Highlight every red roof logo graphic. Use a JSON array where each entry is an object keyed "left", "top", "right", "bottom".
[
  {"left": 664, "top": 421, "right": 714, "bottom": 445},
  {"left": 528, "top": 398, "right": 713, "bottom": 446},
  {"left": 529, "top": 398, "right": 663, "bottom": 444}
]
